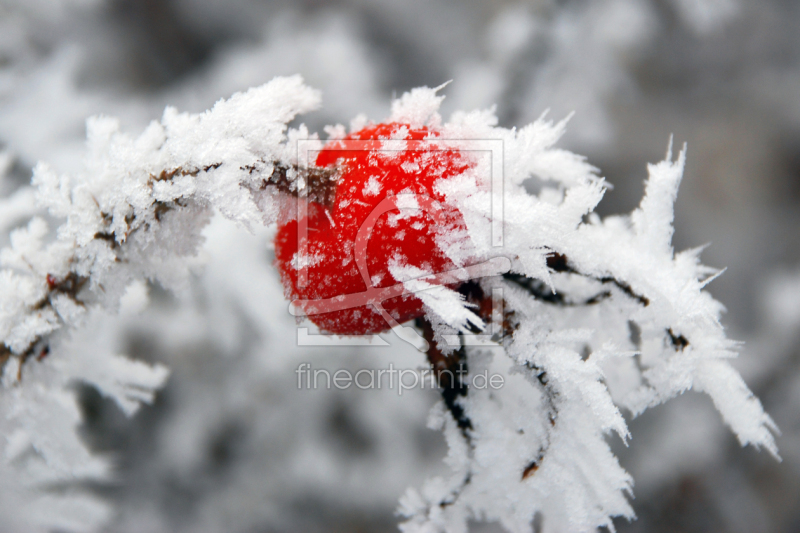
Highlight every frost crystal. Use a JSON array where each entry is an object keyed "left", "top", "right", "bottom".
[
  {"left": 385, "top": 88, "right": 777, "bottom": 532},
  {"left": 0, "top": 80, "right": 777, "bottom": 533},
  {"left": 1, "top": 76, "right": 320, "bottom": 532}
]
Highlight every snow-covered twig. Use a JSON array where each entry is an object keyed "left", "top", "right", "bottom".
[
  {"left": 0, "top": 80, "right": 778, "bottom": 533},
  {"left": 0, "top": 75, "right": 319, "bottom": 532}
]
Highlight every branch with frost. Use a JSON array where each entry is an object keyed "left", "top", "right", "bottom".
[
  {"left": 0, "top": 80, "right": 779, "bottom": 533},
  {"left": 0, "top": 75, "right": 320, "bottom": 532},
  {"left": 378, "top": 88, "right": 778, "bottom": 533},
  {"left": 1, "top": 75, "right": 319, "bottom": 375}
]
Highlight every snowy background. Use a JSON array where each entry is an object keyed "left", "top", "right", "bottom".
[{"left": 1, "top": 0, "right": 799, "bottom": 531}]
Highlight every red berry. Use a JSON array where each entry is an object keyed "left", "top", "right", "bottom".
[{"left": 274, "top": 123, "right": 474, "bottom": 335}]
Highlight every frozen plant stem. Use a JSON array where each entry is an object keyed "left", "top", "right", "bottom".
[{"left": 0, "top": 79, "right": 779, "bottom": 533}]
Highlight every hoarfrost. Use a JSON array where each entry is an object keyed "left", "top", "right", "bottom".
[
  {"left": 0, "top": 76, "right": 320, "bottom": 532},
  {"left": 386, "top": 87, "right": 777, "bottom": 532},
  {"left": 0, "top": 79, "right": 778, "bottom": 533}
]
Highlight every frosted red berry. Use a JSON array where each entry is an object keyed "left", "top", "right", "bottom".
[{"left": 274, "top": 122, "right": 474, "bottom": 335}]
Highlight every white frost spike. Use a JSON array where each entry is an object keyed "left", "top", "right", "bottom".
[
  {"left": 414, "top": 282, "right": 484, "bottom": 334},
  {"left": 389, "top": 261, "right": 484, "bottom": 334},
  {"left": 694, "top": 360, "right": 780, "bottom": 458},
  {"left": 390, "top": 84, "right": 447, "bottom": 128},
  {"left": 631, "top": 138, "right": 686, "bottom": 256},
  {"left": 74, "top": 353, "right": 169, "bottom": 417}
]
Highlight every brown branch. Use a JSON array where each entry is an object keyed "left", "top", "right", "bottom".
[
  {"left": 3, "top": 271, "right": 89, "bottom": 381},
  {"left": 667, "top": 328, "right": 689, "bottom": 351},
  {"left": 149, "top": 163, "right": 221, "bottom": 183},
  {"left": 505, "top": 252, "right": 650, "bottom": 307},
  {"left": 499, "top": 254, "right": 672, "bottom": 480},
  {"left": 456, "top": 280, "right": 561, "bottom": 481},
  {"left": 0, "top": 344, "right": 11, "bottom": 375},
  {"left": 254, "top": 162, "right": 340, "bottom": 209},
  {"left": 3, "top": 164, "right": 203, "bottom": 381},
  {"left": 416, "top": 317, "right": 472, "bottom": 434}
]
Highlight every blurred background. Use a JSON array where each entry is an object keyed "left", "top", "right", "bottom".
[{"left": 1, "top": 0, "right": 799, "bottom": 531}]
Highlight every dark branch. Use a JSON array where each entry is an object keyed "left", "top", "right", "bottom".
[
  {"left": 505, "top": 252, "right": 649, "bottom": 307},
  {"left": 2, "top": 165, "right": 200, "bottom": 380},
  {"left": 256, "top": 163, "right": 340, "bottom": 209},
  {"left": 667, "top": 328, "right": 689, "bottom": 351},
  {"left": 417, "top": 317, "right": 472, "bottom": 434}
]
